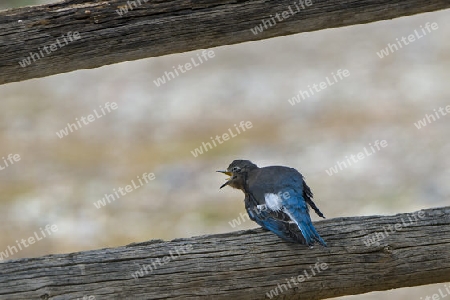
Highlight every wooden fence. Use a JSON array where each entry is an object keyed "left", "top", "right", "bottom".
[{"left": 0, "top": 1, "right": 449, "bottom": 299}]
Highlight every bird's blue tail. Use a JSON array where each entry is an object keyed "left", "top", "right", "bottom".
[{"left": 284, "top": 189, "right": 327, "bottom": 247}]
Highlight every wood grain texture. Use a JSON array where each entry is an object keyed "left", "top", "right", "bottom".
[
  {"left": 0, "top": 206, "right": 449, "bottom": 299},
  {"left": 0, "top": 0, "right": 449, "bottom": 85}
]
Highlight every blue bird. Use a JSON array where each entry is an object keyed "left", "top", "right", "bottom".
[{"left": 218, "top": 160, "right": 327, "bottom": 247}]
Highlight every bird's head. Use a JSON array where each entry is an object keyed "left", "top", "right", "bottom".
[{"left": 217, "top": 160, "right": 258, "bottom": 190}]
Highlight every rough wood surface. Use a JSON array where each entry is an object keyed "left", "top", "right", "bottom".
[
  {"left": 0, "top": 0, "right": 449, "bottom": 85},
  {"left": 0, "top": 206, "right": 449, "bottom": 299}
]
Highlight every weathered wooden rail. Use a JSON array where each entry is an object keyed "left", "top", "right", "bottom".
[
  {"left": 0, "top": 206, "right": 449, "bottom": 299},
  {"left": 0, "top": 0, "right": 449, "bottom": 84}
]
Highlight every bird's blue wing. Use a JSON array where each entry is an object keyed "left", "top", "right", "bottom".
[
  {"left": 280, "top": 188, "right": 327, "bottom": 247},
  {"left": 245, "top": 193, "right": 307, "bottom": 244}
]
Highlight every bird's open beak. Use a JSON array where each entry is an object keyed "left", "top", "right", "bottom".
[
  {"left": 217, "top": 170, "right": 232, "bottom": 189},
  {"left": 217, "top": 170, "right": 232, "bottom": 176}
]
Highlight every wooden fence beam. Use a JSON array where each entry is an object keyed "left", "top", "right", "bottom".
[
  {"left": 0, "top": 0, "right": 449, "bottom": 85},
  {"left": 0, "top": 206, "right": 449, "bottom": 299}
]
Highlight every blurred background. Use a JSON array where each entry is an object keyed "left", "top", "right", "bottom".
[{"left": 0, "top": 0, "right": 449, "bottom": 299}]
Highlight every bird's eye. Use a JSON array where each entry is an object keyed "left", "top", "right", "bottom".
[{"left": 232, "top": 167, "right": 241, "bottom": 173}]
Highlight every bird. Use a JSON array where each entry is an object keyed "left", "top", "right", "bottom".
[{"left": 218, "top": 160, "right": 327, "bottom": 247}]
